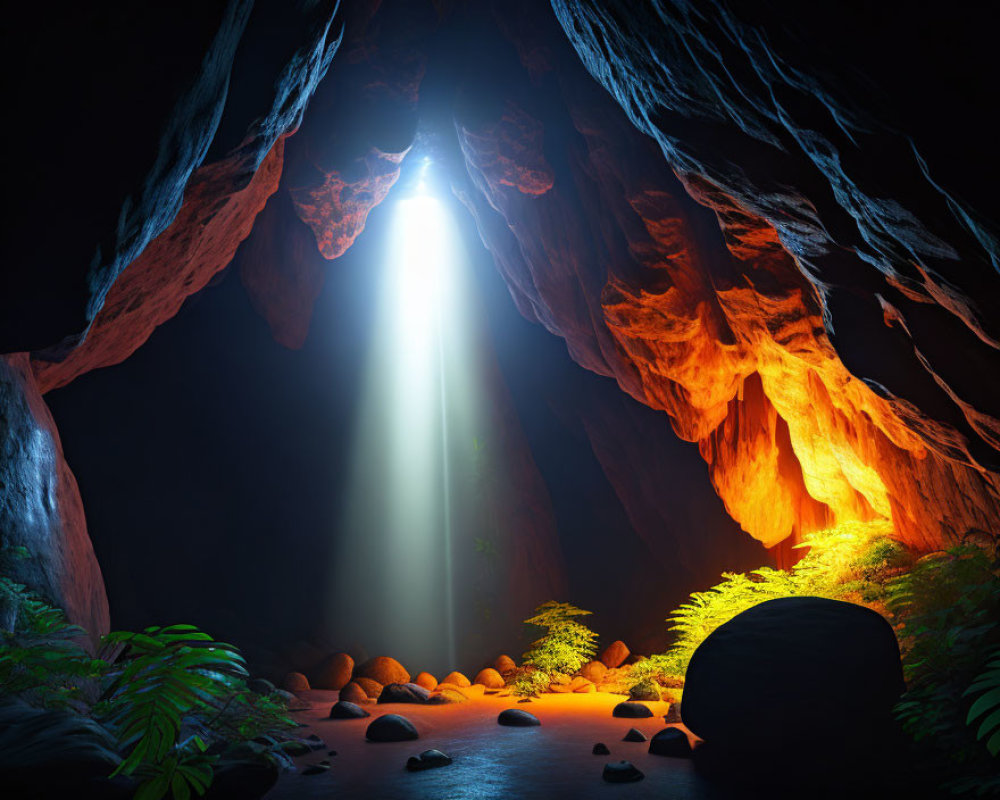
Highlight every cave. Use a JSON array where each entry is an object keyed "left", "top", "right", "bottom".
[{"left": 1, "top": 1, "right": 998, "bottom": 798}]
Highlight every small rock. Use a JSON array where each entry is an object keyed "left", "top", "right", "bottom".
[
  {"left": 275, "top": 689, "right": 311, "bottom": 710},
  {"left": 473, "top": 668, "right": 505, "bottom": 689},
  {"left": 629, "top": 679, "right": 661, "bottom": 702},
  {"left": 339, "top": 682, "right": 369, "bottom": 705},
  {"left": 574, "top": 681, "right": 597, "bottom": 693},
  {"left": 493, "top": 655, "right": 517, "bottom": 674},
  {"left": 602, "top": 761, "right": 644, "bottom": 783},
  {"left": 306, "top": 734, "right": 325, "bottom": 750},
  {"left": 600, "top": 641, "right": 630, "bottom": 669},
  {"left": 612, "top": 702, "right": 653, "bottom": 718},
  {"left": 592, "top": 743, "right": 610, "bottom": 755},
  {"left": 442, "top": 671, "right": 471, "bottom": 688},
  {"left": 580, "top": 661, "right": 607, "bottom": 683},
  {"left": 354, "top": 677, "right": 384, "bottom": 700},
  {"left": 302, "top": 764, "right": 329, "bottom": 776},
  {"left": 427, "top": 687, "right": 468, "bottom": 705},
  {"left": 379, "top": 683, "right": 431, "bottom": 704},
  {"left": 313, "top": 653, "right": 354, "bottom": 691},
  {"left": 623, "top": 727, "right": 647, "bottom": 742},
  {"left": 648, "top": 727, "right": 692, "bottom": 758},
  {"left": 405, "top": 749, "right": 453, "bottom": 771},
  {"left": 664, "top": 702, "right": 682, "bottom": 724},
  {"left": 498, "top": 709, "right": 540, "bottom": 727},
  {"left": 329, "top": 701, "right": 369, "bottom": 719},
  {"left": 283, "top": 672, "right": 311, "bottom": 692},
  {"left": 517, "top": 698, "right": 533, "bottom": 703},
  {"left": 414, "top": 671, "right": 438, "bottom": 690},
  {"left": 248, "top": 678, "right": 276, "bottom": 695},
  {"left": 356, "top": 656, "right": 410, "bottom": 686},
  {"left": 366, "top": 714, "right": 419, "bottom": 742}
]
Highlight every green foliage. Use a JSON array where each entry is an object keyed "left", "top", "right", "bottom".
[
  {"left": 522, "top": 601, "right": 598, "bottom": 678},
  {"left": 661, "top": 521, "right": 896, "bottom": 674},
  {"left": 966, "top": 647, "right": 1000, "bottom": 757},
  {"left": 511, "top": 668, "right": 550, "bottom": 698},
  {"left": 0, "top": 577, "right": 107, "bottom": 710}
]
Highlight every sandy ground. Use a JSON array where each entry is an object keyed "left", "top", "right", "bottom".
[{"left": 265, "top": 689, "right": 720, "bottom": 800}]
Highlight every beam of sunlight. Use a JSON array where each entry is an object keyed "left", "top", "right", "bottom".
[{"left": 331, "top": 164, "right": 484, "bottom": 673}]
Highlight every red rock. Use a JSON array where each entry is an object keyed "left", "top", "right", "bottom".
[
  {"left": 493, "top": 655, "right": 517, "bottom": 674},
  {"left": 356, "top": 656, "right": 410, "bottom": 686},
  {"left": 474, "top": 668, "right": 506, "bottom": 689},
  {"left": 312, "top": 653, "right": 354, "bottom": 691},
  {"left": 600, "top": 641, "right": 630, "bottom": 669},
  {"left": 283, "top": 672, "right": 310, "bottom": 692},
  {"left": 442, "top": 671, "right": 471, "bottom": 688},
  {"left": 580, "top": 660, "right": 608, "bottom": 683},
  {"left": 339, "top": 682, "right": 369, "bottom": 705},
  {"left": 414, "top": 672, "right": 438, "bottom": 691},
  {"left": 354, "top": 677, "right": 384, "bottom": 700}
]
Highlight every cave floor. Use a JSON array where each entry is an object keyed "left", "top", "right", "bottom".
[{"left": 267, "top": 689, "right": 717, "bottom": 800}]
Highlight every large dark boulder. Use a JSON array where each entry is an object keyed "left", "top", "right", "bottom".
[{"left": 683, "top": 597, "right": 904, "bottom": 754}]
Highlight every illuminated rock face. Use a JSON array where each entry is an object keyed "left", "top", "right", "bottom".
[{"left": 455, "top": 0, "right": 1000, "bottom": 551}]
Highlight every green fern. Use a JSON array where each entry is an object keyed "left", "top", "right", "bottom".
[
  {"left": 522, "top": 601, "right": 598, "bottom": 678},
  {"left": 965, "top": 648, "right": 1000, "bottom": 757}
]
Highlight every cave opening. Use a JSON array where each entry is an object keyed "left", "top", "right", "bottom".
[{"left": 2, "top": 1, "right": 999, "bottom": 798}]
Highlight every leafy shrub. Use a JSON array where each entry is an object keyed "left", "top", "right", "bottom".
[
  {"left": 511, "top": 668, "right": 550, "bottom": 698},
  {"left": 522, "top": 601, "right": 598, "bottom": 678}
]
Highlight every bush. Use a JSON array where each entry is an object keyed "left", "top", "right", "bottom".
[{"left": 522, "top": 601, "right": 599, "bottom": 678}]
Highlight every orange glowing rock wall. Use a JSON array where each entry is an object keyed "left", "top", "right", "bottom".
[{"left": 457, "top": 0, "right": 1000, "bottom": 553}]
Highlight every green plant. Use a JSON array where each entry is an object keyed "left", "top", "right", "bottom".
[
  {"left": 966, "top": 647, "right": 1000, "bottom": 757},
  {"left": 522, "top": 601, "right": 598, "bottom": 678},
  {"left": 511, "top": 668, "right": 550, "bottom": 698},
  {"left": 97, "top": 625, "right": 249, "bottom": 800}
]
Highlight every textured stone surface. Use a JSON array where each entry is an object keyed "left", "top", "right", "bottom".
[
  {"left": 312, "top": 652, "right": 355, "bottom": 691},
  {"left": 0, "top": 355, "right": 108, "bottom": 641},
  {"left": 356, "top": 656, "right": 410, "bottom": 686}
]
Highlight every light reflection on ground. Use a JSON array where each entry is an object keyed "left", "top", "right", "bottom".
[{"left": 266, "top": 689, "right": 719, "bottom": 800}]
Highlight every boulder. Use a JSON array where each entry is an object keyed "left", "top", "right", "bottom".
[
  {"left": 600, "top": 641, "right": 629, "bottom": 669},
  {"left": 493, "top": 655, "right": 517, "bottom": 674},
  {"left": 442, "top": 671, "right": 471, "bottom": 687},
  {"left": 648, "top": 728, "right": 692, "bottom": 758},
  {"left": 683, "top": 597, "right": 904, "bottom": 754},
  {"left": 427, "top": 687, "right": 468, "bottom": 705},
  {"left": 282, "top": 672, "right": 310, "bottom": 692},
  {"left": 405, "top": 749, "right": 453, "bottom": 771},
  {"left": 414, "top": 672, "right": 438, "bottom": 690},
  {"left": 354, "top": 677, "right": 383, "bottom": 700},
  {"left": 579, "top": 660, "right": 607, "bottom": 683},
  {"left": 592, "top": 742, "right": 610, "bottom": 755},
  {"left": 612, "top": 702, "right": 653, "bottom": 718},
  {"left": 497, "top": 709, "right": 540, "bottom": 727},
  {"left": 312, "top": 653, "right": 354, "bottom": 691},
  {"left": 573, "top": 678, "right": 596, "bottom": 693},
  {"left": 628, "top": 679, "right": 660, "bottom": 702},
  {"left": 379, "top": 683, "right": 431, "bottom": 704},
  {"left": 622, "top": 727, "right": 647, "bottom": 742},
  {"left": 664, "top": 702, "right": 682, "bottom": 724},
  {"left": 356, "top": 656, "right": 410, "bottom": 686},
  {"left": 366, "top": 714, "right": 418, "bottom": 742},
  {"left": 473, "top": 668, "right": 505, "bottom": 689},
  {"left": 602, "top": 761, "right": 643, "bottom": 783},
  {"left": 329, "top": 701, "right": 369, "bottom": 720},
  {"left": 338, "top": 683, "right": 369, "bottom": 705}
]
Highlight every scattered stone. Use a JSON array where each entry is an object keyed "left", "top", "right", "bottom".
[
  {"left": 339, "top": 682, "right": 369, "bottom": 705},
  {"left": 517, "top": 698, "right": 532, "bottom": 703},
  {"left": 568, "top": 676, "right": 592, "bottom": 692},
  {"left": 623, "top": 727, "right": 647, "bottom": 742},
  {"left": 366, "top": 714, "right": 418, "bottom": 742},
  {"left": 493, "top": 654, "right": 517, "bottom": 674},
  {"left": 600, "top": 641, "right": 630, "bottom": 669},
  {"left": 473, "top": 668, "right": 505, "bottom": 689},
  {"left": 592, "top": 743, "right": 610, "bottom": 755},
  {"left": 602, "top": 761, "right": 644, "bottom": 783},
  {"left": 612, "top": 702, "right": 653, "bottom": 718},
  {"left": 548, "top": 678, "right": 573, "bottom": 693},
  {"left": 442, "top": 671, "right": 471, "bottom": 688},
  {"left": 305, "top": 734, "right": 325, "bottom": 750},
  {"left": 648, "top": 728, "right": 692, "bottom": 758},
  {"left": 664, "top": 702, "right": 682, "bottom": 724},
  {"left": 498, "top": 709, "right": 540, "bottom": 727},
  {"left": 379, "top": 683, "right": 431, "bottom": 704},
  {"left": 329, "top": 701, "right": 369, "bottom": 719},
  {"left": 427, "top": 687, "right": 468, "bottom": 704},
  {"left": 354, "top": 677, "right": 384, "bottom": 700},
  {"left": 283, "top": 672, "right": 310, "bottom": 692},
  {"left": 405, "top": 749, "right": 453, "bottom": 771},
  {"left": 683, "top": 597, "right": 905, "bottom": 754},
  {"left": 312, "top": 653, "right": 354, "bottom": 691},
  {"left": 301, "top": 764, "right": 329, "bottom": 776},
  {"left": 414, "top": 672, "right": 438, "bottom": 690},
  {"left": 574, "top": 680, "right": 596, "bottom": 693},
  {"left": 356, "top": 656, "right": 410, "bottom": 686},
  {"left": 280, "top": 740, "right": 312, "bottom": 756},
  {"left": 248, "top": 678, "right": 276, "bottom": 695},
  {"left": 628, "top": 679, "right": 661, "bottom": 702},
  {"left": 274, "top": 689, "right": 311, "bottom": 710},
  {"left": 580, "top": 660, "right": 607, "bottom": 683}
]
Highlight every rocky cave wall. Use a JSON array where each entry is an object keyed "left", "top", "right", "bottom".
[{"left": 2, "top": 0, "right": 1000, "bottom": 634}]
